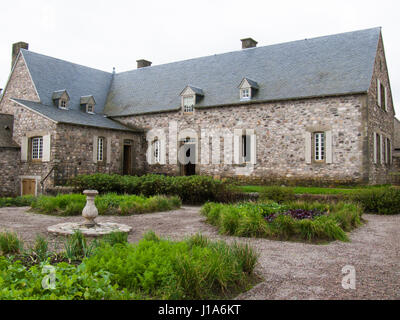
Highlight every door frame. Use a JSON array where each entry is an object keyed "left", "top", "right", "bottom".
[
  {"left": 122, "top": 140, "right": 134, "bottom": 175},
  {"left": 19, "top": 176, "right": 41, "bottom": 196}
]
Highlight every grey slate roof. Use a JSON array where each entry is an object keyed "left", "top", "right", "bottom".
[
  {"left": 104, "top": 27, "right": 380, "bottom": 116},
  {"left": 11, "top": 99, "right": 137, "bottom": 132},
  {"left": 0, "top": 114, "right": 19, "bottom": 148},
  {"left": 21, "top": 49, "right": 112, "bottom": 114}
]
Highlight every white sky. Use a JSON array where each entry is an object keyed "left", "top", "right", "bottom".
[{"left": 1, "top": 0, "right": 399, "bottom": 115}]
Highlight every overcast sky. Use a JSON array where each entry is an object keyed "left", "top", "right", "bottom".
[{"left": 1, "top": 0, "right": 399, "bottom": 115}]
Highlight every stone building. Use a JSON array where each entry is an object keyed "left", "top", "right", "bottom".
[{"left": 0, "top": 27, "right": 397, "bottom": 196}]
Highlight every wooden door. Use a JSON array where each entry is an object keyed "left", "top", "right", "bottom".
[{"left": 22, "top": 179, "right": 36, "bottom": 196}]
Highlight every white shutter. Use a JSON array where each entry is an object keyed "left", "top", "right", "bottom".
[
  {"left": 234, "top": 129, "right": 242, "bottom": 164},
  {"left": 384, "top": 86, "right": 388, "bottom": 111},
  {"left": 380, "top": 135, "right": 384, "bottom": 164},
  {"left": 106, "top": 137, "right": 111, "bottom": 164},
  {"left": 305, "top": 132, "right": 312, "bottom": 164},
  {"left": 42, "top": 134, "right": 51, "bottom": 162},
  {"left": 250, "top": 132, "right": 257, "bottom": 165},
  {"left": 325, "top": 131, "right": 333, "bottom": 164},
  {"left": 21, "top": 136, "right": 28, "bottom": 161},
  {"left": 160, "top": 138, "right": 167, "bottom": 165},
  {"left": 377, "top": 79, "right": 381, "bottom": 107},
  {"left": 373, "top": 133, "right": 377, "bottom": 164},
  {"left": 93, "top": 136, "right": 98, "bottom": 163}
]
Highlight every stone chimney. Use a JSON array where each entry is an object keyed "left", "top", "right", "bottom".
[
  {"left": 12, "top": 42, "right": 29, "bottom": 68},
  {"left": 241, "top": 38, "right": 258, "bottom": 49},
  {"left": 136, "top": 59, "right": 152, "bottom": 69}
]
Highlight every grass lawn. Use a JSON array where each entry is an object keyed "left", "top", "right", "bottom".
[{"left": 236, "top": 185, "right": 389, "bottom": 195}]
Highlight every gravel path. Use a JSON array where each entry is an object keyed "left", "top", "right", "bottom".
[{"left": 0, "top": 206, "right": 399, "bottom": 300}]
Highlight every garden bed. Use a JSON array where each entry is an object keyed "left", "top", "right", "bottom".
[
  {"left": 201, "top": 201, "right": 363, "bottom": 242},
  {"left": 30, "top": 193, "right": 181, "bottom": 216},
  {"left": 0, "top": 231, "right": 259, "bottom": 300}
]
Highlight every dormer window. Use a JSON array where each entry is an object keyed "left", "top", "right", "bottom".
[
  {"left": 180, "top": 85, "right": 204, "bottom": 114},
  {"left": 52, "top": 90, "right": 70, "bottom": 109},
  {"left": 80, "top": 95, "right": 96, "bottom": 114},
  {"left": 238, "top": 78, "right": 259, "bottom": 101}
]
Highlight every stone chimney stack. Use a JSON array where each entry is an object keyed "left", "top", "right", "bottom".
[
  {"left": 136, "top": 59, "right": 152, "bottom": 69},
  {"left": 241, "top": 38, "right": 258, "bottom": 49},
  {"left": 12, "top": 42, "right": 29, "bottom": 68}
]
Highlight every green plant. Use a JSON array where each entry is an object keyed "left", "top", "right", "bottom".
[
  {"left": 102, "top": 232, "right": 128, "bottom": 246},
  {"left": 84, "top": 233, "right": 258, "bottom": 299},
  {"left": 69, "top": 174, "right": 232, "bottom": 204},
  {"left": 63, "top": 231, "right": 98, "bottom": 261},
  {"left": 0, "top": 232, "right": 23, "bottom": 255},
  {"left": 0, "top": 195, "right": 36, "bottom": 208},
  {"left": 260, "top": 186, "right": 296, "bottom": 203},
  {"left": 351, "top": 187, "right": 400, "bottom": 215},
  {"left": 31, "top": 234, "right": 50, "bottom": 262}
]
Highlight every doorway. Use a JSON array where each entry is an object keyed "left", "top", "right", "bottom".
[
  {"left": 22, "top": 179, "right": 36, "bottom": 196},
  {"left": 123, "top": 144, "right": 132, "bottom": 175},
  {"left": 180, "top": 139, "right": 196, "bottom": 176}
]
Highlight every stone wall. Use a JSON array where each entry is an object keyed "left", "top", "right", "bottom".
[
  {"left": 114, "top": 94, "right": 367, "bottom": 185},
  {"left": 366, "top": 33, "right": 395, "bottom": 184},
  {"left": 0, "top": 147, "right": 20, "bottom": 196},
  {"left": 54, "top": 123, "right": 145, "bottom": 179}
]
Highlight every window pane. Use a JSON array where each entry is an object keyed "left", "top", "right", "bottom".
[
  {"left": 97, "top": 138, "right": 103, "bottom": 161},
  {"left": 32, "top": 137, "right": 43, "bottom": 159}
]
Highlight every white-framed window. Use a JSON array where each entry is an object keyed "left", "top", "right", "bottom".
[
  {"left": 387, "top": 137, "right": 391, "bottom": 165},
  {"left": 153, "top": 139, "right": 161, "bottom": 163},
  {"left": 60, "top": 99, "right": 67, "bottom": 109},
  {"left": 97, "top": 137, "right": 104, "bottom": 162},
  {"left": 87, "top": 104, "right": 94, "bottom": 113},
  {"left": 314, "top": 132, "right": 325, "bottom": 161},
  {"left": 183, "top": 96, "right": 195, "bottom": 113},
  {"left": 32, "top": 137, "right": 43, "bottom": 160},
  {"left": 240, "top": 88, "right": 251, "bottom": 100}
]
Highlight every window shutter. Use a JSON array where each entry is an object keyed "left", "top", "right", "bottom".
[
  {"left": 325, "top": 131, "right": 333, "bottom": 164},
  {"left": 250, "top": 133, "right": 257, "bottom": 164},
  {"left": 42, "top": 134, "right": 51, "bottom": 162},
  {"left": 21, "top": 136, "right": 28, "bottom": 161},
  {"left": 106, "top": 137, "right": 111, "bottom": 164},
  {"left": 234, "top": 129, "right": 242, "bottom": 164},
  {"left": 373, "top": 133, "right": 377, "bottom": 164},
  {"left": 380, "top": 135, "right": 384, "bottom": 164},
  {"left": 377, "top": 79, "right": 381, "bottom": 107},
  {"left": 384, "top": 86, "right": 388, "bottom": 111},
  {"left": 305, "top": 132, "right": 312, "bottom": 164},
  {"left": 93, "top": 136, "right": 98, "bottom": 163},
  {"left": 160, "top": 138, "right": 167, "bottom": 164}
]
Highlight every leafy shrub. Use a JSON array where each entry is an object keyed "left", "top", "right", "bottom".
[
  {"left": 101, "top": 232, "right": 128, "bottom": 246},
  {"left": 69, "top": 174, "right": 232, "bottom": 204},
  {"left": 31, "top": 235, "right": 50, "bottom": 262},
  {"left": 84, "top": 233, "right": 258, "bottom": 299},
  {"left": 0, "top": 195, "right": 36, "bottom": 208},
  {"left": 0, "top": 232, "right": 23, "bottom": 255},
  {"left": 259, "top": 186, "right": 296, "bottom": 203},
  {"left": 30, "top": 193, "right": 181, "bottom": 216},
  {"left": 351, "top": 187, "right": 400, "bottom": 215},
  {"left": 0, "top": 257, "right": 137, "bottom": 300},
  {"left": 201, "top": 201, "right": 362, "bottom": 242}
]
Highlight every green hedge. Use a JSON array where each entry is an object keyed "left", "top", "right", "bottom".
[
  {"left": 0, "top": 196, "right": 36, "bottom": 208},
  {"left": 69, "top": 174, "right": 230, "bottom": 204},
  {"left": 31, "top": 193, "right": 181, "bottom": 216},
  {"left": 351, "top": 187, "right": 400, "bottom": 215},
  {"left": 201, "top": 201, "right": 363, "bottom": 242}
]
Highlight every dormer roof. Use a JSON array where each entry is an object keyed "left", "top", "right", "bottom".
[
  {"left": 180, "top": 85, "right": 204, "bottom": 97},
  {"left": 80, "top": 95, "right": 96, "bottom": 105},
  {"left": 52, "top": 89, "right": 70, "bottom": 101},
  {"left": 238, "top": 78, "right": 259, "bottom": 90}
]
